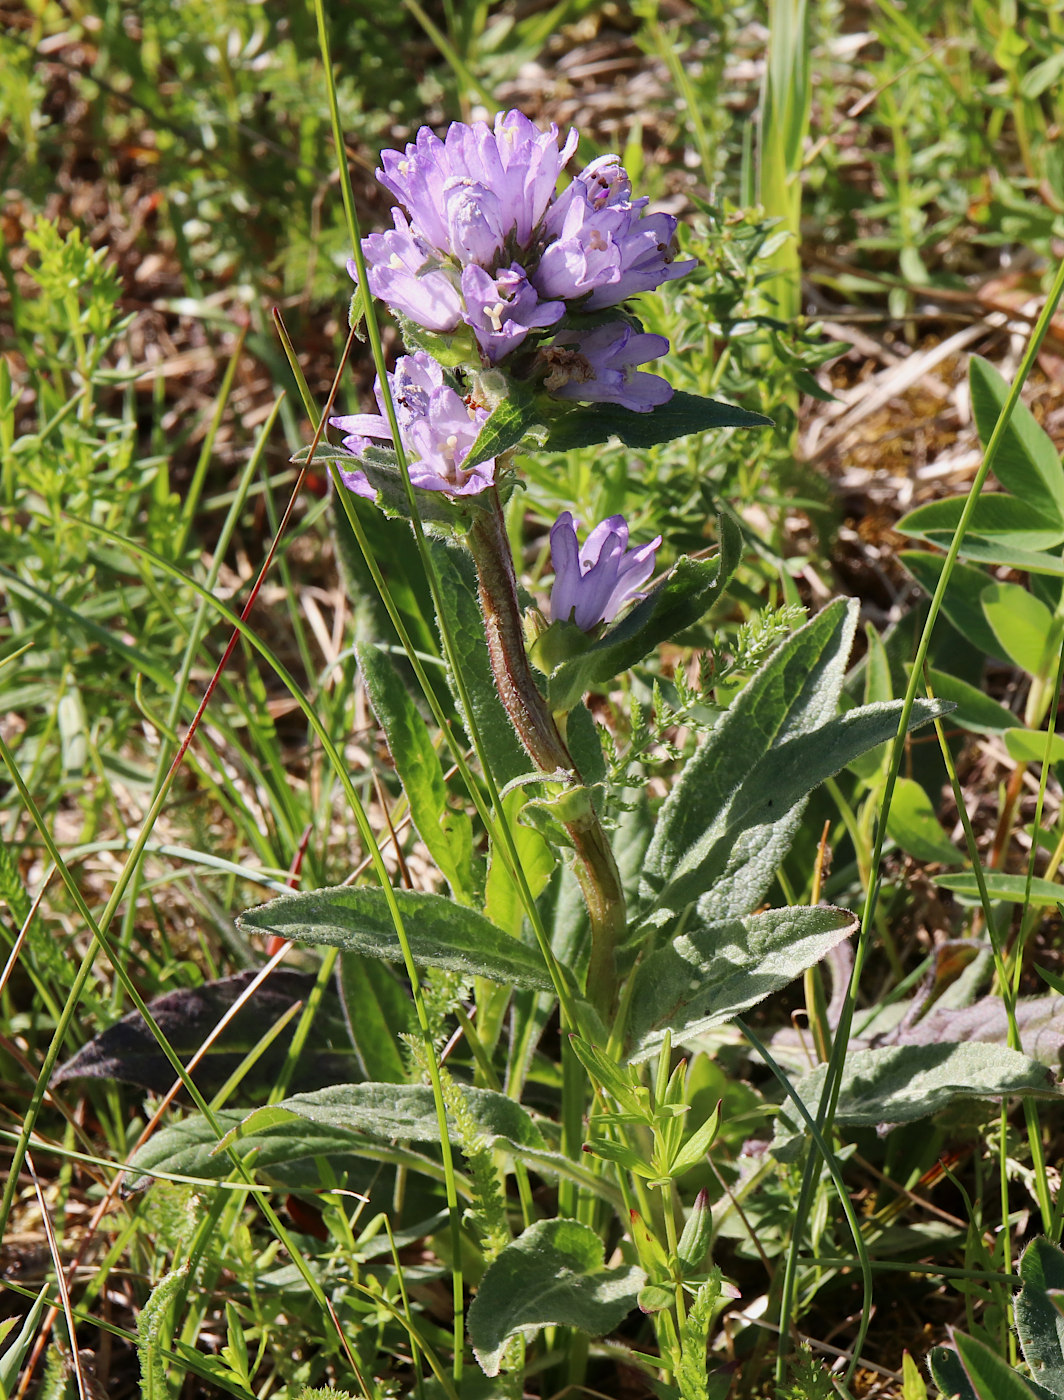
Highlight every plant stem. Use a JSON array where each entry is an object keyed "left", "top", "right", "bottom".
[{"left": 467, "top": 486, "right": 626, "bottom": 1017}]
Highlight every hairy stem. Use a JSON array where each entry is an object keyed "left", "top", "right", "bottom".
[{"left": 467, "top": 486, "right": 625, "bottom": 1016}]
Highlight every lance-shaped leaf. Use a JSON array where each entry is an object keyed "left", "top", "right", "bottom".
[
  {"left": 292, "top": 442, "right": 475, "bottom": 528},
  {"left": 542, "top": 390, "right": 772, "bottom": 453},
  {"left": 627, "top": 906, "right": 857, "bottom": 1062},
  {"left": 640, "top": 696, "right": 950, "bottom": 923},
  {"left": 220, "top": 1081, "right": 549, "bottom": 1154},
  {"left": 773, "top": 1043, "right": 1059, "bottom": 1159},
  {"left": 127, "top": 1107, "right": 388, "bottom": 1192},
  {"left": 546, "top": 516, "right": 742, "bottom": 713},
  {"left": 952, "top": 1329, "right": 1049, "bottom": 1400},
  {"left": 429, "top": 541, "right": 529, "bottom": 786},
  {"left": 463, "top": 384, "right": 544, "bottom": 469},
  {"left": 639, "top": 598, "right": 858, "bottom": 926},
  {"left": 970, "top": 355, "right": 1064, "bottom": 525},
  {"left": 52, "top": 969, "right": 354, "bottom": 1098},
  {"left": 1016, "top": 1238, "right": 1064, "bottom": 1397},
  {"left": 357, "top": 643, "right": 476, "bottom": 904},
  {"left": 468, "top": 1218, "right": 644, "bottom": 1377},
  {"left": 237, "top": 886, "right": 556, "bottom": 992}
]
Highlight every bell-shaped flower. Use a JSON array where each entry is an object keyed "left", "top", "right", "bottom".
[
  {"left": 538, "top": 154, "right": 697, "bottom": 309},
  {"left": 377, "top": 109, "right": 578, "bottom": 266},
  {"left": 354, "top": 211, "right": 463, "bottom": 333},
  {"left": 331, "top": 351, "right": 494, "bottom": 498},
  {"left": 540, "top": 322, "right": 672, "bottom": 412},
  {"left": 549, "top": 510, "right": 661, "bottom": 632},
  {"left": 460, "top": 262, "right": 565, "bottom": 364}
]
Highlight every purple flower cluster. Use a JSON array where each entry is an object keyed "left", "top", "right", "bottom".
[
  {"left": 331, "top": 352, "right": 495, "bottom": 498},
  {"left": 550, "top": 511, "right": 661, "bottom": 632},
  {"left": 353, "top": 110, "right": 695, "bottom": 408}
]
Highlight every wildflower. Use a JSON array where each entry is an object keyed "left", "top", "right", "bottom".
[
  {"left": 549, "top": 511, "right": 661, "bottom": 632},
  {"left": 460, "top": 262, "right": 565, "bottom": 364},
  {"left": 351, "top": 110, "right": 696, "bottom": 385},
  {"left": 540, "top": 323, "right": 673, "bottom": 412},
  {"left": 536, "top": 155, "right": 697, "bottom": 309},
  {"left": 377, "top": 110, "right": 579, "bottom": 266},
  {"left": 331, "top": 351, "right": 495, "bottom": 498},
  {"left": 354, "top": 211, "right": 463, "bottom": 334}
]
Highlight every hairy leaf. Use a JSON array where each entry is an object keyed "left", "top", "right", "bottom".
[
  {"left": 542, "top": 390, "right": 772, "bottom": 453},
  {"left": 953, "top": 1328, "right": 1046, "bottom": 1400},
  {"left": 358, "top": 643, "right": 475, "bottom": 902},
  {"left": 53, "top": 969, "right": 353, "bottom": 1098},
  {"left": 1016, "top": 1238, "right": 1064, "bottom": 1396},
  {"left": 774, "top": 1043, "right": 1058, "bottom": 1157},
  {"left": 467, "top": 1218, "right": 644, "bottom": 1376},
  {"left": 222, "top": 1081, "right": 549, "bottom": 1155},
  {"left": 237, "top": 886, "right": 555, "bottom": 992},
  {"left": 627, "top": 906, "right": 857, "bottom": 1061}
]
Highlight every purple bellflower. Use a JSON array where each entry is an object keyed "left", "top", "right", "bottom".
[
  {"left": 540, "top": 322, "right": 672, "bottom": 412},
  {"left": 351, "top": 111, "right": 695, "bottom": 394},
  {"left": 460, "top": 262, "right": 565, "bottom": 363},
  {"left": 377, "top": 110, "right": 579, "bottom": 268},
  {"left": 353, "top": 211, "right": 463, "bottom": 334},
  {"left": 550, "top": 510, "right": 661, "bottom": 632},
  {"left": 331, "top": 351, "right": 495, "bottom": 498},
  {"left": 536, "top": 155, "right": 697, "bottom": 309}
]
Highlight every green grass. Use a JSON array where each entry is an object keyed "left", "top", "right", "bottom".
[{"left": 4, "top": 2, "right": 1064, "bottom": 1398}]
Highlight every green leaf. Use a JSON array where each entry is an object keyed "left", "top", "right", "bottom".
[
  {"left": 640, "top": 599, "right": 855, "bottom": 918},
  {"left": 670, "top": 1100, "right": 722, "bottom": 1176},
  {"left": 953, "top": 1328, "right": 1045, "bottom": 1400},
  {"left": 928, "top": 1345, "right": 978, "bottom": 1400},
  {"left": 236, "top": 886, "right": 556, "bottom": 992},
  {"left": 886, "top": 777, "right": 962, "bottom": 865},
  {"left": 981, "top": 584, "right": 1060, "bottom": 679},
  {"left": 467, "top": 1218, "right": 644, "bottom": 1376},
  {"left": 676, "top": 1274, "right": 726, "bottom": 1400},
  {"left": 944, "top": 538, "right": 1064, "bottom": 577},
  {"left": 546, "top": 516, "right": 742, "bottom": 713},
  {"left": 1005, "top": 729, "right": 1064, "bottom": 765},
  {"left": 464, "top": 387, "right": 542, "bottom": 469},
  {"left": 224, "top": 1081, "right": 548, "bottom": 1155},
  {"left": 914, "top": 667, "right": 1022, "bottom": 735},
  {"left": 640, "top": 694, "right": 949, "bottom": 922},
  {"left": 774, "top": 1043, "right": 1058, "bottom": 1158},
  {"left": 127, "top": 1107, "right": 391, "bottom": 1192},
  {"left": 627, "top": 906, "right": 857, "bottom": 1062},
  {"left": 901, "top": 1351, "right": 929, "bottom": 1400},
  {"left": 138, "top": 1267, "right": 192, "bottom": 1400},
  {"left": 0, "top": 1285, "right": 50, "bottom": 1396},
  {"left": 934, "top": 871, "right": 1064, "bottom": 906},
  {"left": 897, "top": 493, "right": 1064, "bottom": 555},
  {"left": 542, "top": 389, "right": 772, "bottom": 453},
  {"left": 1016, "top": 1239, "right": 1064, "bottom": 1396},
  {"left": 429, "top": 541, "right": 528, "bottom": 786},
  {"left": 358, "top": 643, "right": 476, "bottom": 902},
  {"left": 970, "top": 356, "right": 1064, "bottom": 524},
  {"left": 900, "top": 551, "right": 1007, "bottom": 663},
  {"left": 336, "top": 954, "right": 410, "bottom": 1084}
]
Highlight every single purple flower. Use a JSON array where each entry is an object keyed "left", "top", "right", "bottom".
[
  {"left": 540, "top": 323, "right": 673, "bottom": 412},
  {"left": 537, "top": 154, "right": 697, "bottom": 309},
  {"left": 352, "top": 210, "right": 463, "bottom": 333},
  {"left": 549, "top": 511, "right": 661, "bottom": 632},
  {"left": 377, "top": 109, "right": 578, "bottom": 265},
  {"left": 460, "top": 262, "right": 564, "bottom": 363},
  {"left": 330, "top": 351, "right": 495, "bottom": 497}
]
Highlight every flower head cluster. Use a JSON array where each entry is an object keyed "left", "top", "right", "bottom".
[
  {"left": 352, "top": 110, "right": 695, "bottom": 409},
  {"left": 331, "top": 352, "right": 494, "bottom": 499},
  {"left": 549, "top": 511, "right": 661, "bottom": 632}
]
